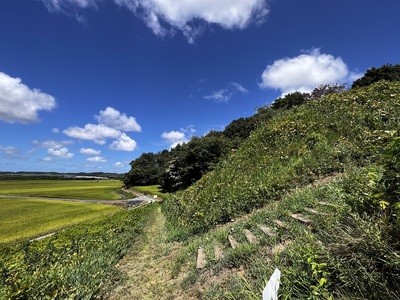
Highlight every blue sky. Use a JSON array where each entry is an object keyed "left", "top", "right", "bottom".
[{"left": 0, "top": 0, "right": 399, "bottom": 173}]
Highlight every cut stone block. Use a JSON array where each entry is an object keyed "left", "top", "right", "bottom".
[
  {"left": 291, "top": 213, "right": 313, "bottom": 225},
  {"left": 257, "top": 224, "right": 276, "bottom": 237},
  {"left": 273, "top": 219, "right": 288, "bottom": 228},
  {"left": 214, "top": 244, "right": 224, "bottom": 260},
  {"left": 196, "top": 246, "right": 206, "bottom": 269},
  {"left": 304, "top": 208, "right": 328, "bottom": 216},
  {"left": 228, "top": 235, "right": 239, "bottom": 249},
  {"left": 243, "top": 229, "right": 257, "bottom": 244}
]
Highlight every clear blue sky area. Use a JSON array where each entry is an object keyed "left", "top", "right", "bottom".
[{"left": 0, "top": 0, "right": 399, "bottom": 173}]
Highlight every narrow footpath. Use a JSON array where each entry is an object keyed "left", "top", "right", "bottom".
[{"left": 105, "top": 205, "right": 184, "bottom": 300}]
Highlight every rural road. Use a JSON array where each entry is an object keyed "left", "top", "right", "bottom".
[{"left": 0, "top": 194, "right": 156, "bottom": 207}]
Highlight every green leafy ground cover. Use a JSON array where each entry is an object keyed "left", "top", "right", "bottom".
[
  {"left": 0, "top": 198, "right": 121, "bottom": 243},
  {"left": 164, "top": 80, "right": 400, "bottom": 235},
  {"left": 154, "top": 81, "right": 400, "bottom": 299},
  {"left": 0, "top": 180, "right": 122, "bottom": 200},
  {"left": 0, "top": 205, "right": 151, "bottom": 299}
]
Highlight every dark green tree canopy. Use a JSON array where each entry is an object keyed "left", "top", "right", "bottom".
[{"left": 352, "top": 64, "right": 400, "bottom": 88}]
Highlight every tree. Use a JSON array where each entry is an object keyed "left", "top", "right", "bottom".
[
  {"left": 123, "top": 151, "right": 170, "bottom": 187},
  {"left": 270, "top": 91, "right": 309, "bottom": 110},
  {"left": 352, "top": 64, "right": 400, "bottom": 88},
  {"left": 308, "top": 83, "right": 347, "bottom": 100}
]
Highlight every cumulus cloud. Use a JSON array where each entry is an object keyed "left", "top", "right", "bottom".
[
  {"left": 33, "top": 139, "right": 74, "bottom": 159},
  {"left": 109, "top": 133, "right": 137, "bottom": 151},
  {"left": 95, "top": 107, "right": 141, "bottom": 132},
  {"left": 260, "top": 49, "right": 356, "bottom": 95},
  {"left": 87, "top": 156, "right": 107, "bottom": 162},
  {"left": 161, "top": 125, "right": 195, "bottom": 148},
  {"left": 64, "top": 124, "right": 121, "bottom": 144},
  {"left": 80, "top": 148, "right": 101, "bottom": 155},
  {"left": 63, "top": 107, "right": 140, "bottom": 151},
  {"left": 40, "top": 0, "right": 270, "bottom": 43},
  {"left": 0, "top": 72, "right": 56, "bottom": 124},
  {"left": 114, "top": 161, "right": 124, "bottom": 167},
  {"left": 47, "top": 146, "right": 74, "bottom": 158}
]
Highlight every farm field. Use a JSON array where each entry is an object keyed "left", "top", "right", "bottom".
[
  {"left": 0, "top": 197, "right": 122, "bottom": 243},
  {"left": 0, "top": 179, "right": 126, "bottom": 243},
  {"left": 0, "top": 179, "right": 123, "bottom": 200}
]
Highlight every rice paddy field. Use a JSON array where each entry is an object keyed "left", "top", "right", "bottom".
[
  {"left": 0, "top": 179, "right": 125, "bottom": 243},
  {"left": 0, "top": 179, "right": 123, "bottom": 200}
]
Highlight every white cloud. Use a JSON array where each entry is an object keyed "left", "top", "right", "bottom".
[
  {"left": 95, "top": 107, "right": 141, "bottom": 132},
  {"left": 204, "top": 81, "right": 248, "bottom": 102},
  {"left": 52, "top": 128, "right": 60, "bottom": 134},
  {"left": 41, "top": 0, "right": 269, "bottom": 43},
  {"left": 161, "top": 125, "right": 195, "bottom": 148},
  {"left": 260, "top": 49, "right": 353, "bottom": 95},
  {"left": 33, "top": 139, "right": 74, "bottom": 159},
  {"left": 0, "top": 145, "right": 19, "bottom": 156},
  {"left": 80, "top": 148, "right": 101, "bottom": 155},
  {"left": 230, "top": 82, "right": 249, "bottom": 94},
  {"left": 109, "top": 133, "right": 137, "bottom": 151},
  {"left": 87, "top": 156, "right": 107, "bottom": 162},
  {"left": 161, "top": 130, "right": 187, "bottom": 148},
  {"left": 204, "top": 89, "right": 232, "bottom": 102},
  {"left": 42, "top": 0, "right": 95, "bottom": 11},
  {"left": 63, "top": 107, "right": 140, "bottom": 149},
  {"left": 0, "top": 72, "right": 56, "bottom": 124},
  {"left": 63, "top": 123, "right": 122, "bottom": 144},
  {"left": 47, "top": 147, "right": 74, "bottom": 158},
  {"left": 33, "top": 139, "right": 73, "bottom": 149},
  {"left": 114, "top": 161, "right": 123, "bottom": 167}
]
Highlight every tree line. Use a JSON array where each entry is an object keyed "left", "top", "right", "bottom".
[{"left": 124, "top": 63, "right": 400, "bottom": 193}]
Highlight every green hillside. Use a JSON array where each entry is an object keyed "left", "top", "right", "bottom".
[
  {"left": 158, "top": 80, "right": 400, "bottom": 299},
  {"left": 164, "top": 80, "right": 400, "bottom": 235}
]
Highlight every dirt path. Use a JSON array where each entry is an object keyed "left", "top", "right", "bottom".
[{"left": 105, "top": 205, "right": 184, "bottom": 300}]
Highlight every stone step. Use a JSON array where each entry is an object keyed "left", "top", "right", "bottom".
[
  {"left": 291, "top": 213, "right": 313, "bottom": 225},
  {"left": 196, "top": 246, "right": 206, "bottom": 269},
  {"left": 257, "top": 224, "right": 276, "bottom": 237},
  {"left": 318, "top": 201, "right": 337, "bottom": 207},
  {"left": 243, "top": 229, "right": 257, "bottom": 244},
  {"left": 304, "top": 207, "right": 329, "bottom": 216},
  {"left": 228, "top": 234, "right": 239, "bottom": 249},
  {"left": 273, "top": 219, "right": 288, "bottom": 229},
  {"left": 272, "top": 240, "right": 292, "bottom": 255},
  {"left": 214, "top": 243, "right": 224, "bottom": 260}
]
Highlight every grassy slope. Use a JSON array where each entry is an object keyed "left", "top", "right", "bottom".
[
  {"left": 152, "top": 81, "right": 400, "bottom": 299},
  {"left": 164, "top": 80, "right": 400, "bottom": 234}
]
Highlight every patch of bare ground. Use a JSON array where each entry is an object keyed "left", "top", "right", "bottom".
[{"left": 104, "top": 205, "right": 184, "bottom": 300}]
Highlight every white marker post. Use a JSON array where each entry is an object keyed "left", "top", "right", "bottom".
[{"left": 263, "top": 268, "right": 281, "bottom": 300}]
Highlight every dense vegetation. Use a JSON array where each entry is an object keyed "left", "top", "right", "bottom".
[
  {"left": 0, "top": 205, "right": 152, "bottom": 299},
  {"left": 124, "top": 108, "right": 277, "bottom": 192},
  {"left": 3, "top": 64, "right": 400, "bottom": 299},
  {"left": 164, "top": 80, "right": 400, "bottom": 234},
  {"left": 352, "top": 63, "right": 400, "bottom": 88},
  {"left": 160, "top": 79, "right": 400, "bottom": 299}
]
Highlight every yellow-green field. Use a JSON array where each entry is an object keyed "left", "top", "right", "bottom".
[
  {"left": 0, "top": 197, "right": 121, "bottom": 243},
  {"left": 0, "top": 179, "right": 122, "bottom": 200},
  {"left": 0, "top": 179, "right": 125, "bottom": 243}
]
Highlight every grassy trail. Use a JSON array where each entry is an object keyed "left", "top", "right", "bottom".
[{"left": 105, "top": 205, "right": 187, "bottom": 300}]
